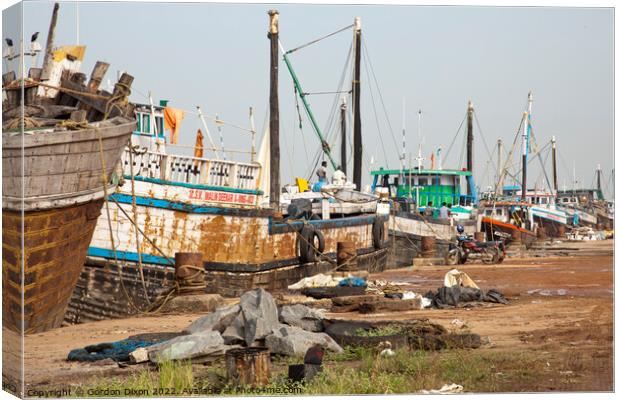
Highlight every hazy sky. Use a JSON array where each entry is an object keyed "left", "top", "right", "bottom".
[{"left": 3, "top": 2, "right": 614, "bottom": 196}]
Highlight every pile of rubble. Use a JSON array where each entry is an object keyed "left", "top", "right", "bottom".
[{"left": 130, "top": 288, "right": 342, "bottom": 364}]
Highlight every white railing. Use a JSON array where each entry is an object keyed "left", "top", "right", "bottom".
[{"left": 122, "top": 149, "right": 261, "bottom": 191}]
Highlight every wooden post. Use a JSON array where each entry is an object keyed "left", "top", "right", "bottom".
[
  {"left": 87, "top": 61, "right": 110, "bottom": 92},
  {"left": 268, "top": 10, "right": 280, "bottom": 208},
  {"left": 352, "top": 17, "right": 362, "bottom": 191},
  {"left": 340, "top": 97, "right": 347, "bottom": 176},
  {"left": 40, "top": 3, "right": 60, "bottom": 81},
  {"left": 466, "top": 100, "right": 474, "bottom": 196},
  {"left": 226, "top": 347, "right": 271, "bottom": 387}
]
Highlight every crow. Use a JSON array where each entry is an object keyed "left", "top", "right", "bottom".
[
  {"left": 5, "top": 38, "right": 13, "bottom": 47},
  {"left": 31, "top": 32, "right": 39, "bottom": 42}
]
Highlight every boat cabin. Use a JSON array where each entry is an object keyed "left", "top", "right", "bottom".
[
  {"left": 370, "top": 168, "right": 475, "bottom": 207},
  {"left": 123, "top": 102, "right": 262, "bottom": 194}
]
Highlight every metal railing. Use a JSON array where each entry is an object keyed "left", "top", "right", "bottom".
[{"left": 122, "top": 149, "right": 261, "bottom": 190}]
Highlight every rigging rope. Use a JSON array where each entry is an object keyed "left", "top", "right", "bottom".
[
  {"left": 286, "top": 23, "right": 354, "bottom": 54},
  {"left": 362, "top": 38, "right": 401, "bottom": 160}
]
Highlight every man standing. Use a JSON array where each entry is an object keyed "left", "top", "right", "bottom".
[
  {"left": 316, "top": 161, "right": 328, "bottom": 183},
  {"left": 439, "top": 202, "right": 449, "bottom": 219},
  {"left": 423, "top": 201, "right": 434, "bottom": 217}
]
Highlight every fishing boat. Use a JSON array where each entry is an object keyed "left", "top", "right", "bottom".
[
  {"left": 371, "top": 102, "right": 478, "bottom": 267},
  {"left": 556, "top": 166, "right": 613, "bottom": 229},
  {"left": 480, "top": 92, "right": 567, "bottom": 242},
  {"left": 2, "top": 3, "right": 136, "bottom": 333},
  {"left": 66, "top": 12, "right": 388, "bottom": 323}
]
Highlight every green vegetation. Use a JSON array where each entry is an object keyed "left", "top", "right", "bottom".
[
  {"left": 68, "top": 346, "right": 549, "bottom": 396},
  {"left": 354, "top": 324, "right": 406, "bottom": 337}
]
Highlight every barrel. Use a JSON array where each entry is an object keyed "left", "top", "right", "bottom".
[
  {"left": 510, "top": 230, "right": 522, "bottom": 243},
  {"left": 557, "top": 225, "right": 566, "bottom": 237},
  {"left": 225, "top": 347, "right": 271, "bottom": 387},
  {"left": 337, "top": 241, "right": 358, "bottom": 271},
  {"left": 420, "top": 236, "right": 436, "bottom": 257},
  {"left": 474, "top": 232, "right": 485, "bottom": 242}
]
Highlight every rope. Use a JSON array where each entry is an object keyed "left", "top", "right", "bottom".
[
  {"left": 97, "top": 129, "right": 144, "bottom": 313},
  {"left": 4, "top": 116, "right": 41, "bottom": 129},
  {"left": 128, "top": 145, "right": 150, "bottom": 305},
  {"left": 286, "top": 23, "right": 354, "bottom": 54},
  {"left": 147, "top": 265, "right": 206, "bottom": 313}
]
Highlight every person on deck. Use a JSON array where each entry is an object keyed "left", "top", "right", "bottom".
[
  {"left": 316, "top": 161, "right": 328, "bottom": 183},
  {"left": 423, "top": 201, "right": 434, "bottom": 218},
  {"left": 439, "top": 202, "right": 449, "bottom": 219}
]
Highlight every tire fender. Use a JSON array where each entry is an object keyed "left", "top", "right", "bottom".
[
  {"left": 299, "top": 225, "right": 325, "bottom": 263},
  {"left": 372, "top": 218, "right": 387, "bottom": 250}
]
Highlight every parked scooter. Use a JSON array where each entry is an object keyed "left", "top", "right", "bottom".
[{"left": 445, "top": 225, "right": 506, "bottom": 265}]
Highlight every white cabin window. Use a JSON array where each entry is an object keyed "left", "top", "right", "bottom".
[{"left": 540, "top": 197, "right": 548, "bottom": 205}]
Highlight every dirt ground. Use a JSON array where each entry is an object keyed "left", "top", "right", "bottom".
[{"left": 5, "top": 239, "right": 614, "bottom": 393}]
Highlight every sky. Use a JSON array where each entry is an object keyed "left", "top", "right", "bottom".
[{"left": 2, "top": 1, "right": 614, "bottom": 196}]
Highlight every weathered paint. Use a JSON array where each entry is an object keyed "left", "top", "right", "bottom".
[
  {"left": 89, "top": 179, "right": 380, "bottom": 267},
  {"left": 389, "top": 213, "right": 476, "bottom": 241},
  {"left": 2, "top": 200, "right": 103, "bottom": 334}
]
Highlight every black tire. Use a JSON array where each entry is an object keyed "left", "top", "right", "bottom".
[
  {"left": 299, "top": 225, "right": 325, "bottom": 263},
  {"left": 372, "top": 218, "right": 387, "bottom": 249}
]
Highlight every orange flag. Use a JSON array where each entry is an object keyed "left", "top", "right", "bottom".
[
  {"left": 194, "top": 129, "right": 204, "bottom": 158},
  {"left": 163, "top": 107, "right": 185, "bottom": 144},
  {"left": 430, "top": 152, "right": 436, "bottom": 170}
]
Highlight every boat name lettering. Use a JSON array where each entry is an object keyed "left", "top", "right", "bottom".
[{"left": 188, "top": 188, "right": 255, "bottom": 204}]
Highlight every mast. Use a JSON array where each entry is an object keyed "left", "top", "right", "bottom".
[
  {"left": 268, "top": 10, "right": 280, "bottom": 207},
  {"left": 466, "top": 100, "right": 474, "bottom": 195},
  {"left": 352, "top": 16, "right": 363, "bottom": 190},
  {"left": 340, "top": 97, "right": 347, "bottom": 175},
  {"left": 496, "top": 139, "right": 503, "bottom": 195},
  {"left": 520, "top": 91, "right": 533, "bottom": 200},
  {"left": 401, "top": 98, "right": 406, "bottom": 174},
  {"left": 551, "top": 136, "right": 558, "bottom": 193},
  {"left": 40, "top": 2, "right": 60, "bottom": 81},
  {"left": 416, "top": 110, "right": 423, "bottom": 170},
  {"left": 596, "top": 164, "right": 603, "bottom": 199}
]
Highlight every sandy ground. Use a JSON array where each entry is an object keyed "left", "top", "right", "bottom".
[{"left": 4, "top": 239, "right": 614, "bottom": 393}]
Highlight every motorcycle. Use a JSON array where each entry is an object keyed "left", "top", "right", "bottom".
[{"left": 445, "top": 235, "right": 506, "bottom": 265}]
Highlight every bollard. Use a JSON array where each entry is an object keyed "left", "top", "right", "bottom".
[
  {"left": 510, "top": 230, "right": 522, "bottom": 243},
  {"left": 420, "top": 236, "right": 436, "bottom": 257},
  {"left": 474, "top": 232, "right": 485, "bottom": 242},
  {"left": 226, "top": 347, "right": 271, "bottom": 387},
  {"left": 337, "top": 241, "right": 357, "bottom": 271}
]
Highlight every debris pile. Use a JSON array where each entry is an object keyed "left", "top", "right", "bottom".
[{"left": 68, "top": 288, "right": 342, "bottom": 365}]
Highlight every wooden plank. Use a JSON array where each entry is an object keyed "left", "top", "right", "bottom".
[
  {"left": 330, "top": 294, "right": 383, "bottom": 312},
  {"left": 359, "top": 298, "right": 421, "bottom": 314}
]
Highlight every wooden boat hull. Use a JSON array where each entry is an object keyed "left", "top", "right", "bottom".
[
  {"left": 2, "top": 200, "right": 103, "bottom": 334},
  {"left": 481, "top": 216, "right": 536, "bottom": 246},
  {"left": 388, "top": 212, "right": 477, "bottom": 267},
  {"left": 66, "top": 176, "right": 389, "bottom": 321},
  {"left": 2, "top": 117, "right": 136, "bottom": 334}
]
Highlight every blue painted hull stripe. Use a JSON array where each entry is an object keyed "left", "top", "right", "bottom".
[
  {"left": 124, "top": 175, "right": 263, "bottom": 195},
  {"left": 110, "top": 193, "right": 382, "bottom": 234},
  {"left": 110, "top": 193, "right": 273, "bottom": 217},
  {"left": 88, "top": 246, "right": 173, "bottom": 266}
]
